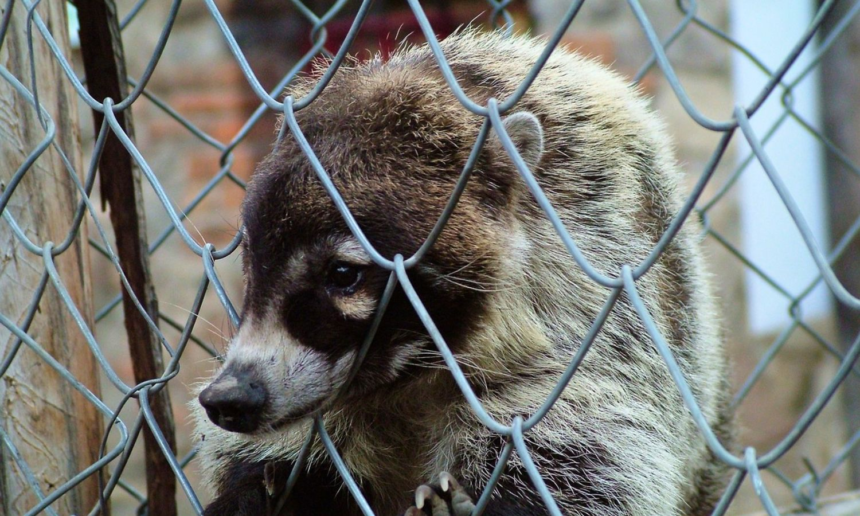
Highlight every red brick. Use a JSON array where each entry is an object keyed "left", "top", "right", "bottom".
[
  {"left": 169, "top": 90, "right": 256, "bottom": 115},
  {"left": 228, "top": 148, "right": 257, "bottom": 182},
  {"left": 147, "top": 118, "right": 188, "bottom": 140},
  {"left": 222, "top": 180, "right": 248, "bottom": 211},
  {"left": 205, "top": 115, "right": 252, "bottom": 146},
  {"left": 150, "top": 62, "right": 245, "bottom": 90},
  {"left": 184, "top": 149, "right": 224, "bottom": 186}
]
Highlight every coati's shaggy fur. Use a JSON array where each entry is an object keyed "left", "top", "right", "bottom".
[{"left": 192, "top": 30, "right": 734, "bottom": 515}]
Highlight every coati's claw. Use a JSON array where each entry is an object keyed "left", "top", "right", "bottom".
[
  {"left": 404, "top": 472, "right": 475, "bottom": 516},
  {"left": 415, "top": 485, "right": 434, "bottom": 509},
  {"left": 439, "top": 471, "right": 451, "bottom": 492},
  {"left": 446, "top": 475, "right": 476, "bottom": 515}
]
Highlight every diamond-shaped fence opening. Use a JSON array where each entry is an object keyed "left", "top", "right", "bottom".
[{"left": 2, "top": 0, "right": 860, "bottom": 514}]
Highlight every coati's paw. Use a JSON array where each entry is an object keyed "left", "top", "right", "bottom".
[{"left": 403, "top": 472, "right": 475, "bottom": 516}]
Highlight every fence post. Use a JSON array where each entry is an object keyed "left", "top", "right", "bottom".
[
  {"left": 0, "top": 0, "right": 104, "bottom": 513},
  {"left": 820, "top": 0, "right": 860, "bottom": 490},
  {"left": 73, "top": 0, "right": 178, "bottom": 513}
]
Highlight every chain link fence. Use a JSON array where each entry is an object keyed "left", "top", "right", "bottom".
[{"left": 2, "top": 0, "right": 860, "bottom": 514}]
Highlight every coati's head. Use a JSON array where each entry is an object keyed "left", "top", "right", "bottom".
[{"left": 198, "top": 59, "right": 544, "bottom": 435}]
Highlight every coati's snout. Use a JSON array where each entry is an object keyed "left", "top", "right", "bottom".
[
  {"left": 198, "top": 363, "right": 268, "bottom": 433},
  {"left": 199, "top": 311, "right": 365, "bottom": 434}
]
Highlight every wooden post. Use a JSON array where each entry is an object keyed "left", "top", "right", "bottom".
[
  {"left": 0, "top": 0, "right": 104, "bottom": 513},
  {"left": 820, "top": 0, "right": 860, "bottom": 489},
  {"left": 72, "top": 0, "right": 178, "bottom": 513}
]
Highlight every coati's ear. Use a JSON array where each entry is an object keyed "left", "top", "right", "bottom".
[
  {"left": 492, "top": 111, "right": 544, "bottom": 172},
  {"left": 479, "top": 111, "right": 544, "bottom": 208}
]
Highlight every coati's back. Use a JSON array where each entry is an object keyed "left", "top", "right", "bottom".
[
  {"left": 372, "top": 29, "right": 735, "bottom": 514},
  {"left": 194, "top": 30, "right": 734, "bottom": 516}
]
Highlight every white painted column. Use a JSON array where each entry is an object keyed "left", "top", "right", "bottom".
[{"left": 729, "top": 0, "right": 831, "bottom": 335}]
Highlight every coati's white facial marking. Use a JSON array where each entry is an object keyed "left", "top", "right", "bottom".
[
  {"left": 328, "top": 237, "right": 376, "bottom": 319},
  {"left": 330, "top": 292, "right": 377, "bottom": 320},
  {"left": 331, "top": 237, "right": 373, "bottom": 266},
  {"left": 222, "top": 312, "right": 358, "bottom": 431}
]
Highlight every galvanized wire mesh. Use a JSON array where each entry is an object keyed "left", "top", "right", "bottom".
[{"left": 2, "top": 0, "right": 860, "bottom": 514}]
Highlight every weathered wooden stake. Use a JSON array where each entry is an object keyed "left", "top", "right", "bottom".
[{"left": 0, "top": 0, "right": 104, "bottom": 513}]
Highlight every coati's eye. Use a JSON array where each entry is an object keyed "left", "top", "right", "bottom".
[{"left": 325, "top": 262, "right": 365, "bottom": 295}]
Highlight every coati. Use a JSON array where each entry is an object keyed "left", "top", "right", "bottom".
[{"left": 192, "top": 29, "right": 734, "bottom": 515}]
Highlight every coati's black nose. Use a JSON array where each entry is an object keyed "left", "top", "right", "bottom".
[{"left": 198, "top": 366, "right": 267, "bottom": 433}]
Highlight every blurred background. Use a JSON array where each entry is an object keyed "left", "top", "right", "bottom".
[{"left": 52, "top": 0, "right": 860, "bottom": 513}]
